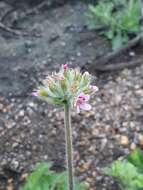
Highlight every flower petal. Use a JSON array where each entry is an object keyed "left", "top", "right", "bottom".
[
  {"left": 32, "top": 90, "right": 39, "bottom": 97},
  {"left": 84, "top": 94, "right": 90, "bottom": 101},
  {"left": 76, "top": 106, "right": 80, "bottom": 113},
  {"left": 78, "top": 92, "right": 85, "bottom": 97},
  {"left": 79, "top": 103, "right": 91, "bottom": 111},
  {"left": 78, "top": 93, "right": 90, "bottom": 102},
  {"left": 90, "top": 85, "right": 99, "bottom": 92}
]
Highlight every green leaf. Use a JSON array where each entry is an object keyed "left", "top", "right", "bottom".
[
  {"left": 21, "top": 162, "right": 86, "bottom": 190},
  {"left": 112, "top": 33, "right": 123, "bottom": 50},
  {"left": 105, "top": 30, "right": 114, "bottom": 39},
  {"left": 86, "top": 0, "right": 142, "bottom": 50},
  {"left": 127, "top": 148, "right": 143, "bottom": 170},
  {"left": 103, "top": 149, "right": 143, "bottom": 190}
]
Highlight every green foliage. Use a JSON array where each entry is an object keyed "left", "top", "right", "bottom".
[
  {"left": 87, "top": 0, "right": 142, "bottom": 50},
  {"left": 21, "top": 163, "right": 86, "bottom": 190},
  {"left": 103, "top": 148, "right": 143, "bottom": 190},
  {"left": 127, "top": 148, "right": 143, "bottom": 170}
]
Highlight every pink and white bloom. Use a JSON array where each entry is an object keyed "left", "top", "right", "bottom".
[
  {"left": 63, "top": 64, "right": 68, "bottom": 70},
  {"left": 32, "top": 90, "right": 39, "bottom": 97},
  {"left": 76, "top": 92, "right": 92, "bottom": 113},
  {"left": 33, "top": 64, "right": 98, "bottom": 106},
  {"left": 90, "top": 85, "right": 99, "bottom": 92}
]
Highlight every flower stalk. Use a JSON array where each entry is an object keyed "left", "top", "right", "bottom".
[
  {"left": 64, "top": 102, "right": 74, "bottom": 190},
  {"left": 33, "top": 64, "right": 98, "bottom": 190}
]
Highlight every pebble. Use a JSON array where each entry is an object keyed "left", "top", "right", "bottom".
[
  {"left": 0, "top": 41, "right": 143, "bottom": 190},
  {"left": 12, "top": 142, "right": 19, "bottom": 148},
  {"left": 86, "top": 177, "right": 93, "bottom": 183},
  {"left": 60, "top": 41, "right": 66, "bottom": 46},
  {"left": 0, "top": 103, "right": 3, "bottom": 110},
  {"left": 135, "top": 89, "right": 143, "bottom": 96},
  {"left": 92, "top": 171, "right": 97, "bottom": 178},
  {"left": 138, "top": 134, "right": 143, "bottom": 146},
  {"left": 129, "top": 51, "right": 135, "bottom": 57},
  {"left": 130, "top": 142, "right": 136, "bottom": 150},
  {"left": 19, "top": 110, "right": 25, "bottom": 117},
  {"left": 120, "top": 135, "right": 129, "bottom": 146},
  {"left": 100, "top": 138, "right": 107, "bottom": 150},
  {"left": 11, "top": 159, "right": 19, "bottom": 170},
  {"left": 88, "top": 146, "right": 96, "bottom": 154}
]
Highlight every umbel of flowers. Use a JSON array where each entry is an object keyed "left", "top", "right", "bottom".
[{"left": 33, "top": 64, "right": 98, "bottom": 190}]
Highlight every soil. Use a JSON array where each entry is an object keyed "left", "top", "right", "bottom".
[{"left": 0, "top": 1, "right": 143, "bottom": 190}]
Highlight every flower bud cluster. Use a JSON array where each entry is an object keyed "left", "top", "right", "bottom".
[{"left": 33, "top": 65, "right": 98, "bottom": 112}]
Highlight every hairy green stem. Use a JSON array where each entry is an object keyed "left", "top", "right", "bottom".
[{"left": 64, "top": 103, "right": 74, "bottom": 190}]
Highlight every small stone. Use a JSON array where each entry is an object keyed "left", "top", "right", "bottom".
[
  {"left": 114, "top": 94, "right": 122, "bottom": 105},
  {"left": 11, "top": 159, "right": 19, "bottom": 170},
  {"left": 23, "top": 116, "right": 31, "bottom": 125},
  {"left": 120, "top": 135, "right": 129, "bottom": 146},
  {"left": 77, "top": 52, "right": 81, "bottom": 57},
  {"left": 130, "top": 142, "right": 136, "bottom": 150},
  {"left": 88, "top": 146, "right": 96, "bottom": 154},
  {"left": 12, "top": 142, "right": 19, "bottom": 148},
  {"left": 92, "top": 171, "right": 97, "bottom": 178},
  {"left": 8, "top": 178, "right": 13, "bottom": 183},
  {"left": 5, "top": 121, "right": 15, "bottom": 129},
  {"left": 20, "top": 173, "right": 28, "bottom": 181},
  {"left": 138, "top": 134, "right": 143, "bottom": 146},
  {"left": 100, "top": 138, "right": 107, "bottom": 150},
  {"left": 0, "top": 103, "right": 3, "bottom": 110},
  {"left": 25, "top": 40, "right": 34, "bottom": 48},
  {"left": 83, "top": 160, "right": 92, "bottom": 171},
  {"left": 43, "top": 155, "right": 48, "bottom": 160},
  {"left": 86, "top": 177, "right": 93, "bottom": 183},
  {"left": 19, "top": 110, "right": 25, "bottom": 117},
  {"left": 60, "top": 41, "right": 66, "bottom": 46},
  {"left": 74, "top": 151, "right": 80, "bottom": 161},
  {"left": 28, "top": 102, "right": 35, "bottom": 108},
  {"left": 129, "top": 51, "right": 135, "bottom": 57},
  {"left": 76, "top": 166, "right": 85, "bottom": 173},
  {"left": 78, "top": 140, "right": 89, "bottom": 147},
  {"left": 135, "top": 89, "right": 143, "bottom": 96}
]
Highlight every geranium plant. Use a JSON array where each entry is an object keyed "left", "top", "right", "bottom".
[
  {"left": 103, "top": 148, "right": 143, "bottom": 190},
  {"left": 33, "top": 64, "right": 98, "bottom": 190},
  {"left": 87, "top": 0, "right": 142, "bottom": 50}
]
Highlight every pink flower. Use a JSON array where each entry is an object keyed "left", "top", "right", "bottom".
[
  {"left": 90, "top": 85, "right": 98, "bottom": 92},
  {"left": 63, "top": 64, "right": 68, "bottom": 70},
  {"left": 76, "top": 92, "right": 91, "bottom": 113},
  {"left": 84, "top": 71, "right": 90, "bottom": 76},
  {"left": 32, "top": 90, "right": 39, "bottom": 97}
]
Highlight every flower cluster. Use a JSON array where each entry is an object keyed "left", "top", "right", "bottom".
[{"left": 33, "top": 64, "right": 98, "bottom": 113}]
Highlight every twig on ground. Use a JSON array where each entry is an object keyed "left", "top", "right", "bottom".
[
  {"left": 0, "top": 1, "right": 47, "bottom": 37},
  {"left": 94, "top": 59, "right": 143, "bottom": 71},
  {"left": 1, "top": 8, "right": 16, "bottom": 23},
  {"left": 24, "top": 0, "right": 47, "bottom": 16},
  {"left": 0, "top": 22, "right": 41, "bottom": 37},
  {"left": 92, "top": 33, "right": 143, "bottom": 66}
]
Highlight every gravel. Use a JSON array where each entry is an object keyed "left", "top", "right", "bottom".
[{"left": 0, "top": 63, "right": 143, "bottom": 189}]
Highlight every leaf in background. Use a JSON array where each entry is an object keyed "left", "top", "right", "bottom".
[
  {"left": 105, "top": 30, "right": 114, "bottom": 39},
  {"left": 112, "top": 33, "right": 123, "bottom": 50},
  {"left": 21, "top": 162, "right": 86, "bottom": 190},
  {"left": 87, "top": 0, "right": 142, "bottom": 50},
  {"left": 103, "top": 149, "right": 143, "bottom": 190},
  {"left": 127, "top": 148, "right": 143, "bottom": 170}
]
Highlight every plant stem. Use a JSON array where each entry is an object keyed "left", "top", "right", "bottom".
[{"left": 64, "top": 103, "right": 74, "bottom": 190}]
